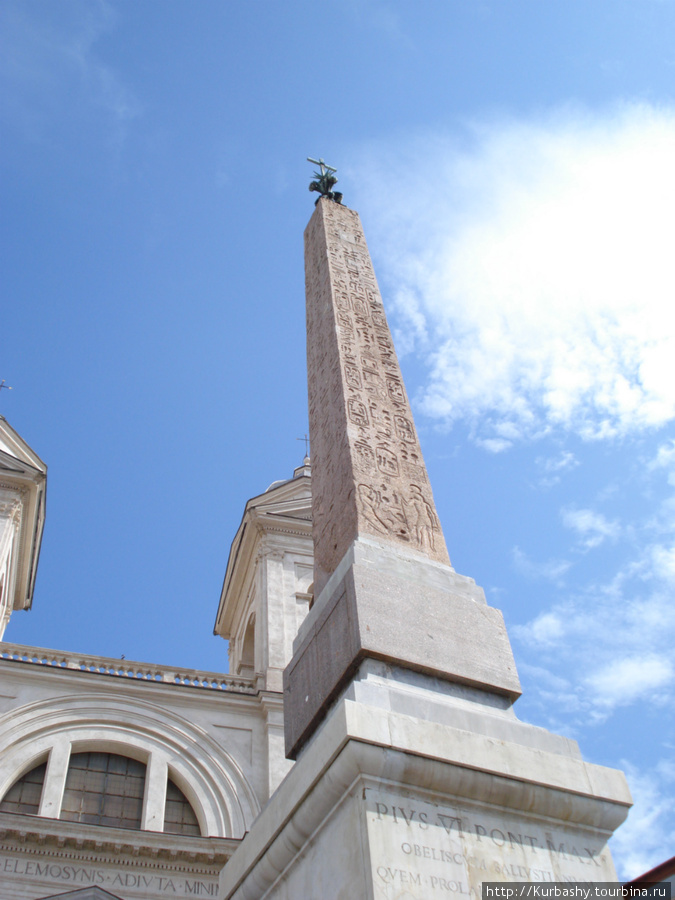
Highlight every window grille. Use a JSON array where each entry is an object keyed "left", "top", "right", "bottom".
[
  {"left": 163, "top": 778, "right": 201, "bottom": 835},
  {"left": 60, "top": 752, "right": 146, "bottom": 830},
  {"left": 0, "top": 762, "right": 46, "bottom": 814}
]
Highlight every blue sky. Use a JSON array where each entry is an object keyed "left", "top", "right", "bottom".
[{"left": 2, "top": 0, "right": 674, "bottom": 876}]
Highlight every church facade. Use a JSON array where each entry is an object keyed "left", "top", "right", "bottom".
[{"left": 0, "top": 416, "right": 313, "bottom": 900}]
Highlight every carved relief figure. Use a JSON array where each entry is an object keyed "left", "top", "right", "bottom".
[
  {"left": 380, "top": 485, "right": 410, "bottom": 541},
  {"left": 407, "top": 484, "right": 439, "bottom": 552},
  {"left": 358, "top": 483, "right": 410, "bottom": 541},
  {"left": 358, "top": 484, "right": 389, "bottom": 535}
]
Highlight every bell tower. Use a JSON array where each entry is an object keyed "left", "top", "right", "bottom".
[{"left": 214, "top": 458, "right": 313, "bottom": 692}]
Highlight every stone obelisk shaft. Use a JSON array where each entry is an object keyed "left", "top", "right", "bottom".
[
  {"left": 306, "top": 198, "right": 450, "bottom": 595},
  {"left": 285, "top": 197, "right": 521, "bottom": 759}
]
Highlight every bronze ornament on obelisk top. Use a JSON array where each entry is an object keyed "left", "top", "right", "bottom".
[
  {"left": 305, "top": 196, "right": 450, "bottom": 597},
  {"left": 284, "top": 178, "right": 521, "bottom": 759}
]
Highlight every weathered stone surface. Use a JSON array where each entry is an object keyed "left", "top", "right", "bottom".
[
  {"left": 305, "top": 198, "right": 450, "bottom": 596},
  {"left": 220, "top": 697, "right": 632, "bottom": 899},
  {"left": 284, "top": 544, "right": 522, "bottom": 758}
]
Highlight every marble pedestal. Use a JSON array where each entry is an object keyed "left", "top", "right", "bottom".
[
  {"left": 219, "top": 666, "right": 631, "bottom": 899},
  {"left": 284, "top": 539, "right": 522, "bottom": 758}
]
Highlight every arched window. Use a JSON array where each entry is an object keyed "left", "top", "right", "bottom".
[
  {"left": 164, "top": 778, "right": 200, "bottom": 835},
  {"left": 0, "top": 752, "right": 203, "bottom": 836},
  {"left": 0, "top": 696, "right": 259, "bottom": 837},
  {"left": 60, "top": 752, "right": 146, "bottom": 830},
  {"left": 0, "top": 761, "right": 46, "bottom": 815}
]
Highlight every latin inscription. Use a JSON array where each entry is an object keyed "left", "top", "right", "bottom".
[
  {"left": 366, "top": 791, "right": 614, "bottom": 900},
  {"left": 0, "top": 854, "right": 219, "bottom": 897}
]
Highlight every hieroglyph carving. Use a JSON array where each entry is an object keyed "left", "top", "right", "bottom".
[{"left": 305, "top": 198, "right": 450, "bottom": 585}]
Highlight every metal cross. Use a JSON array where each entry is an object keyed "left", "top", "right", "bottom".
[
  {"left": 307, "top": 157, "right": 337, "bottom": 177},
  {"left": 296, "top": 434, "right": 310, "bottom": 457},
  {"left": 0, "top": 380, "right": 13, "bottom": 394}
]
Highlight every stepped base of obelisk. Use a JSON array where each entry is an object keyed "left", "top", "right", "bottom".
[
  {"left": 220, "top": 552, "right": 630, "bottom": 899},
  {"left": 219, "top": 675, "right": 631, "bottom": 899}
]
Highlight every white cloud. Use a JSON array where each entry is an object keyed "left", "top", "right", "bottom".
[
  {"left": 513, "top": 572, "right": 675, "bottom": 720},
  {"left": 513, "top": 467, "right": 675, "bottom": 715},
  {"left": 352, "top": 104, "right": 675, "bottom": 445},
  {"left": 610, "top": 759, "right": 675, "bottom": 880},
  {"left": 585, "top": 654, "right": 674, "bottom": 709},
  {"left": 650, "top": 543, "right": 675, "bottom": 581},
  {"left": 518, "top": 611, "right": 566, "bottom": 646},
  {"left": 561, "top": 506, "right": 621, "bottom": 549},
  {"left": 477, "top": 436, "right": 512, "bottom": 453}
]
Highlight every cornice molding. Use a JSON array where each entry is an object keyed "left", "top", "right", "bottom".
[
  {"left": 0, "top": 813, "right": 237, "bottom": 870},
  {"left": 0, "top": 482, "right": 28, "bottom": 497}
]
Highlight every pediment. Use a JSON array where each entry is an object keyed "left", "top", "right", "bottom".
[
  {"left": 214, "top": 465, "right": 313, "bottom": 638},
  {"left": 254, "top": 493, "right": 312, "bottom": 523},
  {"left": 0, "top": 417, "right": 47, "bottom": 614},
  {"left": 0, "top": 416, "right": 47, "bottom": 480},
  {"left": 0, "top": 452, "right": 35, "bottom": 474},
  {"left": 248, "top": 471, "right": 312, "bottom": 524}
]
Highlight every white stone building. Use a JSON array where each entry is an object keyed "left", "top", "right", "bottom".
[
  {"left": 0, "top": 417, "right": 46, "bottom": 641},
  {"left": 0, "top": 417, "right": 313, "bottom": 900}
]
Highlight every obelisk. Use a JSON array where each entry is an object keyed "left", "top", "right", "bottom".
[
  {"left": 305, "top": 194, "right": 450, "bottom": 595},
  {"left": 284, "top": 192, "right": 521, "bottom": 758},
  {"left": 220, "top": 172, "right": 631, "bottom": 900}
]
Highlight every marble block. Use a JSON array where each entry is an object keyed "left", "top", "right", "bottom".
[{"left": 284, "top": 539, "right": 521, "bottom": 759}]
